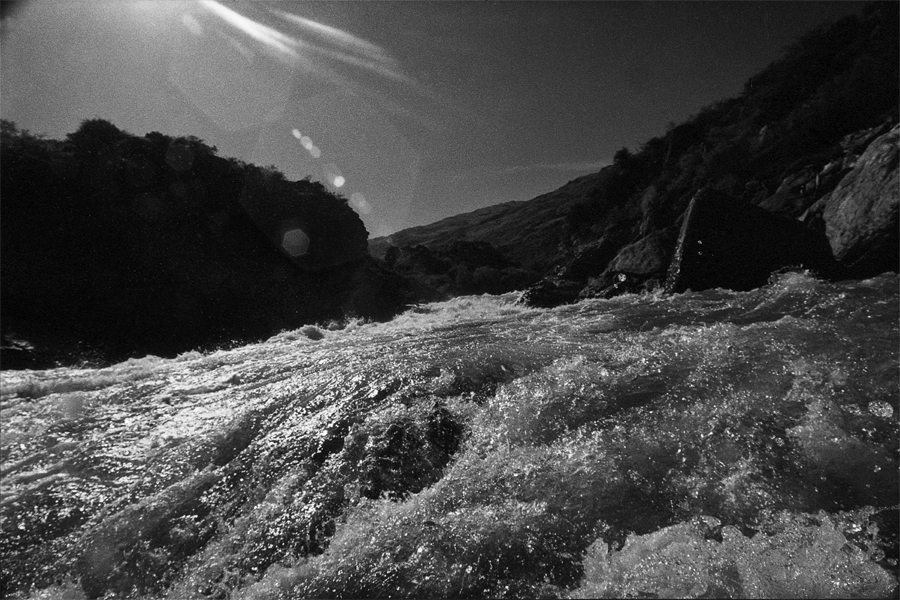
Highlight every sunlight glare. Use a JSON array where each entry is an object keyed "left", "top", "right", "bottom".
[
  {"left": 199, "top": 0, "right": 302, "bottom": 62},
  {"left": 181, "top": 13, "right": 203, "bottom": 36},
  {"left": 268, "top": 9, "right": 416, "bottom": 86}
]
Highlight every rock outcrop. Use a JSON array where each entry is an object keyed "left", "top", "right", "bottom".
[
  {"left": 803, "top": 124, "right": 899, "bottom": 278},
  {"left": 557, "top": 232, "right": 633, "bottom": 281},
  {"left": 517, "top": 277, "right": 584, "bottom": 308},
  {"left": 606, "top": 228, "right": 676, "bottom": 280},
  {"left": 664, "top": 188, "right": 835, "bottom": 293}
]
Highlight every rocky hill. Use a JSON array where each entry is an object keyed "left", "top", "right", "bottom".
[
  {"left": 372, "top": 2, "right": 898, "bottom": 304},
  {"left": 0, "top": 120, "right": 413, "bottom": 368}
]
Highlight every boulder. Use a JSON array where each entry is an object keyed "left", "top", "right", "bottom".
[
  {"left": 579, "top": 272, "right": 653, "bottom": 300},
  {"left": 839, "top": 121, "right": 893, "bottom": 156},
  {"left": 518, "top": 277, "right": 583, "bottom": 308},
  {"left": 803, "top": 124, "right": 899, "bottom": 277},
  {"left": 665, "top": 188, "right": 835, "bottom": 293},
  {"left": 557, "top": 235, "right": 627, "bottom": 281},
  {"left": 757, "top": 166, "right": 820, "bottom": 218},
  {"left": 607, "top": 228, "right": 676, "bottom": 278}
]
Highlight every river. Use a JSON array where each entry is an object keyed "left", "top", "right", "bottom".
[{"left": 1, "top": 271, "right": 897, "bottom": 599}]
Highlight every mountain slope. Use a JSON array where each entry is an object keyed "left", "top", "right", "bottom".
[
  {"left": 373, "top": 2, "right": 899, "bottom": 303},
  {"left": 371, "top": 169, "right": 618, "bottom": 273}
]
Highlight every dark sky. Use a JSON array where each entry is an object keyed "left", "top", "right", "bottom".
[{"left": 1, "top": 1, "right": 863, "bottom": 238}]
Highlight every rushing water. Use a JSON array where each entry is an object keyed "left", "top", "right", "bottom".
[{"left": 1, "top": 271, "right": 898, "bottom": 599}]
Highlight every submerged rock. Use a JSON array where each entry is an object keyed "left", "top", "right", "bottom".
[{"left": 518, "top": 277, "right": 583, "bottom": 308}]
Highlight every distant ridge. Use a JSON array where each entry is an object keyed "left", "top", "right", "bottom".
[{"left": 370, "top": 169, "right": 615, "bottom": 273}]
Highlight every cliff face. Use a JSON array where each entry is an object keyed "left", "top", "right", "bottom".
[
  {"left": 0, "top": 121, "right": 409, "bottom": 368},
  {"left": 805, "top": 124, "right": 899, "bottom": 277},
  {"left": 373, "top": 2, "right": 899, "bottom": 305}
]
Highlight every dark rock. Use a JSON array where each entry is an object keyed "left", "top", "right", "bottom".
[
  {"left": 839, "top": 121, "right": 893, "bottom": 156},
  {"left": 665, "top": 188, "right": 835, "bottom": 293},
  {"left": 557, "top": 234, "right": 628, "bottom": 281},
  {"left": 803, "top": 124, "right": 899, "bottom": 277},
  {"left": 0, "top": 124, "right": 408, "bottom": 367},
  {"left": 638, "top": 185, "right": 661, "bottom": 237},
  {"left": 578, "top": 273, "right": 615, "bottom": 299},
  {"left": 607, "top": 228, "right": 677, "bottom": 279},
  {"left": 519, "top": 277, "right": 584, "bottom": 308},
  {"left": 579, "top": 272, "right": 647, "bottom": 300},
  {"left": 0, "top": 335, "right": 51, "bottom": 370},
  {"left": 353, "top": 404, "right": 463, "bottom": 501},
  {"left": 300, "top": 326, "right": 324, "bottom": 341},
  {"left": 757, "top": 165, "right": 820, "bottom": 218}
]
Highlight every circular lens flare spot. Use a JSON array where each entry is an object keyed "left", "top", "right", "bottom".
[
  {"left": 310, "top": 146, "right": 321, "bottom": 158},
  {"left": 282, "top": 229, "right": 310, "bottom": 257},
  {"left": 323, "top": 163, "right": 343, "bottom": 187},
  {"left": 350, "top": 192, "right": 372, "bottom": 215},
  {"left": 292, "top": 129, "right": 302, "bottom": 140}
]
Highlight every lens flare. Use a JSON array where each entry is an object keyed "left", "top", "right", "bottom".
[
  {"left": 181, "top": 13, "right": 203, "bottom": 36},
  {"left": 292, "top": 129, "right": 302, "bottom": 140},
  {"left": 200, "top": 0, "right": 301, "bottom": 62},
  {"left": 282, "top": 228, "right": 310, "bottom": 257},
  {"left": 323, "top": 163, "right": 344, "bottom": 187},
  {"left": 350, "top": 192, "right": 372, "bottom": 215}
]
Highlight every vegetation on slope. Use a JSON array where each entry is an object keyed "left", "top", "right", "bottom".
[
  {"left": 1, "top": 119, "right": 410, "bottom": 368},
  {"left": 374, "top": 1, "right": 899, "bottom": 299}
]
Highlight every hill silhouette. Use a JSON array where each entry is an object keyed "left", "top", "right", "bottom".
[{"left": 1, "top": 120, "right": 412, "bottom": 368}]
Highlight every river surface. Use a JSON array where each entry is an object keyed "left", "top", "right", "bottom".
[{"left": 1, "top": 271, "right": 898, "bottom": 599}]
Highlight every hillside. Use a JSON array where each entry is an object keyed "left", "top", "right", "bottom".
[
  {"left": 372, "top": 2, "right": 898, "bottom": 303},
  {"left": 369, "top": 170, "right": 615, "bottom": 272},
  {"left": 0, "top": 120, "right": 412, "bottom": 368}
]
